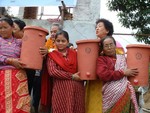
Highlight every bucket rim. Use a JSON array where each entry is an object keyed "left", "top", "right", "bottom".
[
  {"left": 126, "top": 44, "right": 150, "bottom": 49},
  {"left": 24, "top": 26, "right": 49, "bottom": 35},
  {"left": 76, "top": 39, "right": 100, "bottom": 44}
]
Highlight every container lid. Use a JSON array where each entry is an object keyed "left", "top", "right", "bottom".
[
  {"left": 24, "top": 26, "right": 49, "bottom": 35},
  {"left": 126, "top": 44, "right": 150, "bottom": 49},
  {"left": 76, "top": 39, "right": 100, "bottom": 44}
]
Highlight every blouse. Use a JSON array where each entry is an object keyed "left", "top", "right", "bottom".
[{"left": 0, "top": 37, "right": 22, "bottom": 69}]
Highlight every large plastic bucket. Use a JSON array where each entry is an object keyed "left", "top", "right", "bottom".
[
  {"left": 126, "top": 44, "right": 150, "bottom": 86},
  {"left": 76, "top": 39, "right": 100, "bottom": 80},
  {"left": 20, "top": 26, "right": 49, "bottom": 70}
]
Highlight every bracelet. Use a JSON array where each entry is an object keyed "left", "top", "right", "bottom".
[
  {"left": 7, "top": 58, "right": 13, "bottom": 64},
  {"left": 72, "top": 74, "right": 75, "bottom": 80}
]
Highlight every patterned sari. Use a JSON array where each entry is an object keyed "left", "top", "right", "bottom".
[
  {"left": 0, "top": 69, "right": 31, "bottom": 113},
  {"left": 85, "top": 48, "right": 124, "bottom": 113},
  {"left": 103, "top": 55, "right": 139, "bottom": 113}
]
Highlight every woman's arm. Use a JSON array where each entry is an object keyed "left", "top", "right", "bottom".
[
  {"left": 47, "top": 57, "right": 72, "bottom": 79},
  {"left": 96, "top": 56, "right": 124, "bottom": 82}
]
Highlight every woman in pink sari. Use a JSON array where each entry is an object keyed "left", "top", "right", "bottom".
[
  {"left": 0, "top": 17, "right": 30, "bottom": 113},
  {"left": 97, "top": 36, "right": 139, "bottom": 113}
]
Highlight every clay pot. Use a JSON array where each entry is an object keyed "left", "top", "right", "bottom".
[
  {"left": 20, "top": 26, "right": 49, "bottom": 70},
  {"left": 126, "top": 44, "right": 150, "bottom": 86},
  {"left": 76, "top": 39, "right": 100, "bottom": 80}
]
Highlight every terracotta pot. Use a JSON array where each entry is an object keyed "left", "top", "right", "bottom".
[
  {"left": 76, "top": 39, "right": 100, "bottom": 80},
  {"left": 20, "top": 26, "right": 49, "bottom": 70},
  {"left": 126, "top": 44, "right": 150, "bottom": 86}
]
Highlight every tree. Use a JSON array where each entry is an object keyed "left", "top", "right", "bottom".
[{"left": 107, "top": 0, "right": 150, "bottom": 44}]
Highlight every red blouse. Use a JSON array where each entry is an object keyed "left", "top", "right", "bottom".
[{"left": 96, "top": 56, "right": 124, "bottom": 82}]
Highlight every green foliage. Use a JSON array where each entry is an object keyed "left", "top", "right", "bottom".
[{"left": 107, "top": 0, "right": 150, "bottom": 44}]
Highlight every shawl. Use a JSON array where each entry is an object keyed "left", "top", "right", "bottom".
[
  {"left": 41, "top": 48, "right": 77, "bottom": 110},
  {"left": 40, "top": 37, "right": 56, "bottom": 111},
  {"left": 102, "top": 54, "right": 139, "bottom": 113},
  {"left": 40, "top": 59, "right": 52, "bottom": 111},
  {"left": 48, "top": 48, "right": 77, "bottom": 74}
]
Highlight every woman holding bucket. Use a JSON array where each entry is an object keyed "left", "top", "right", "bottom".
[
  {"left": 0, "top": 17, "right": 30, "bottom": 113},
  {"left": 85, "top": 18, "right": 128, "bottom": 113},
  {"left": 13, "top": 18, "right": 41, "bottom": 113},
  {"left": 97, "top": 36, "right": 139, "bottom": 113},
  {"left": 46, "top": 30, "right": 85, "bottom": 113},
  {"left": 86, "top": 18, "right": 116, "bottom": 113}
]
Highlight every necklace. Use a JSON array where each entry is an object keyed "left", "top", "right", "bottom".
[{"left": 5, "top": 37, "right": 14, "bottom": 45}]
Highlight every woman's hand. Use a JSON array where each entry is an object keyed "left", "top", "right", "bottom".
[
  {"left": 39, "top": 47, "right": 48, "bottom": 57},
  {"left": 7, "top": 58, "right": 25, "bottom": 69},
  {"left": 72, "top": 72, "right": 81, "bottom": 81},
  {"left": 124, "top": 68, "right": 139, "bottom": 77}
]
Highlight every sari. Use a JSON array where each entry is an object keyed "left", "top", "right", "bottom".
[
  {"left": 85, "top": 48, "right": 124, "bottom": 113},
  {"left": 102, "top": 55, "right": 139, "bottom": 113},
  {"left": 0, "top": 69, "right": 31, "bottom": 113},
  {"left": 85, "top": 47, "right": 139, "bottom": 113}
]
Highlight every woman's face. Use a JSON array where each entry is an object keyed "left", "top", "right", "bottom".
[
  {"left": 55, "top": 34, "right": 69, "bottom": 52},
  {"left": 0, "top": 21, "right": 13, "bottom": 38},
  {"left": 103, "top": 38, "right": 116, "bottom": 57},
  {"left": 13, "top": 22, "right": 23, "bottom": 39},
  {"left": 96, "top": 22, "right": 109, "bottom": 39}
]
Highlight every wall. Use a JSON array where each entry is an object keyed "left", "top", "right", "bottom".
[{"left": 24, "top": 0, "right": 100, "bottom": 47}]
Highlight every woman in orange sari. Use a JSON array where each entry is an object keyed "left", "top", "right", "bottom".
[{"left": 0, "top": 17, "right": 30, "bottom": 113}]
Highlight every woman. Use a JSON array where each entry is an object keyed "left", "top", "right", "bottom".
[
  {"left": 0, "top": 17, "right": 30, "bottom": 113},
  {"left": 86, "top": 18, "right": 115, "bottom": 113},
  {"left": 13, "top": 18, "right": 40, "bottom": 113},
  {"left": 13, "top": 19, "right": 26, "bottom": 39},
  {"left": 85, "top": 18, "right": 126, "bottom": 113},
  {"left": 95, "top": 18, "right": 124, "bottom": 54},
  {"left": 46, "top": 30, "right": 85, "bottom": 113},
  {"left": 98, "top": 36, "right": 139, "bottom": 113}
]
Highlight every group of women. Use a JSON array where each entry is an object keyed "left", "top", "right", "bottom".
[{"left": 0, "top": 16, "right": 139, "bottom": 113}]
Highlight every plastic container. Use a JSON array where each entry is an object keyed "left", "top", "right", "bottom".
[
  {"left": 126, "top": 44, "right": 150, "bottom": 86},
  {"left": 76, "top": 39, "right": 100, "bottom": 80},
  {"left": 20, "top": 26, "right": 49, "bottom": 70}
]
